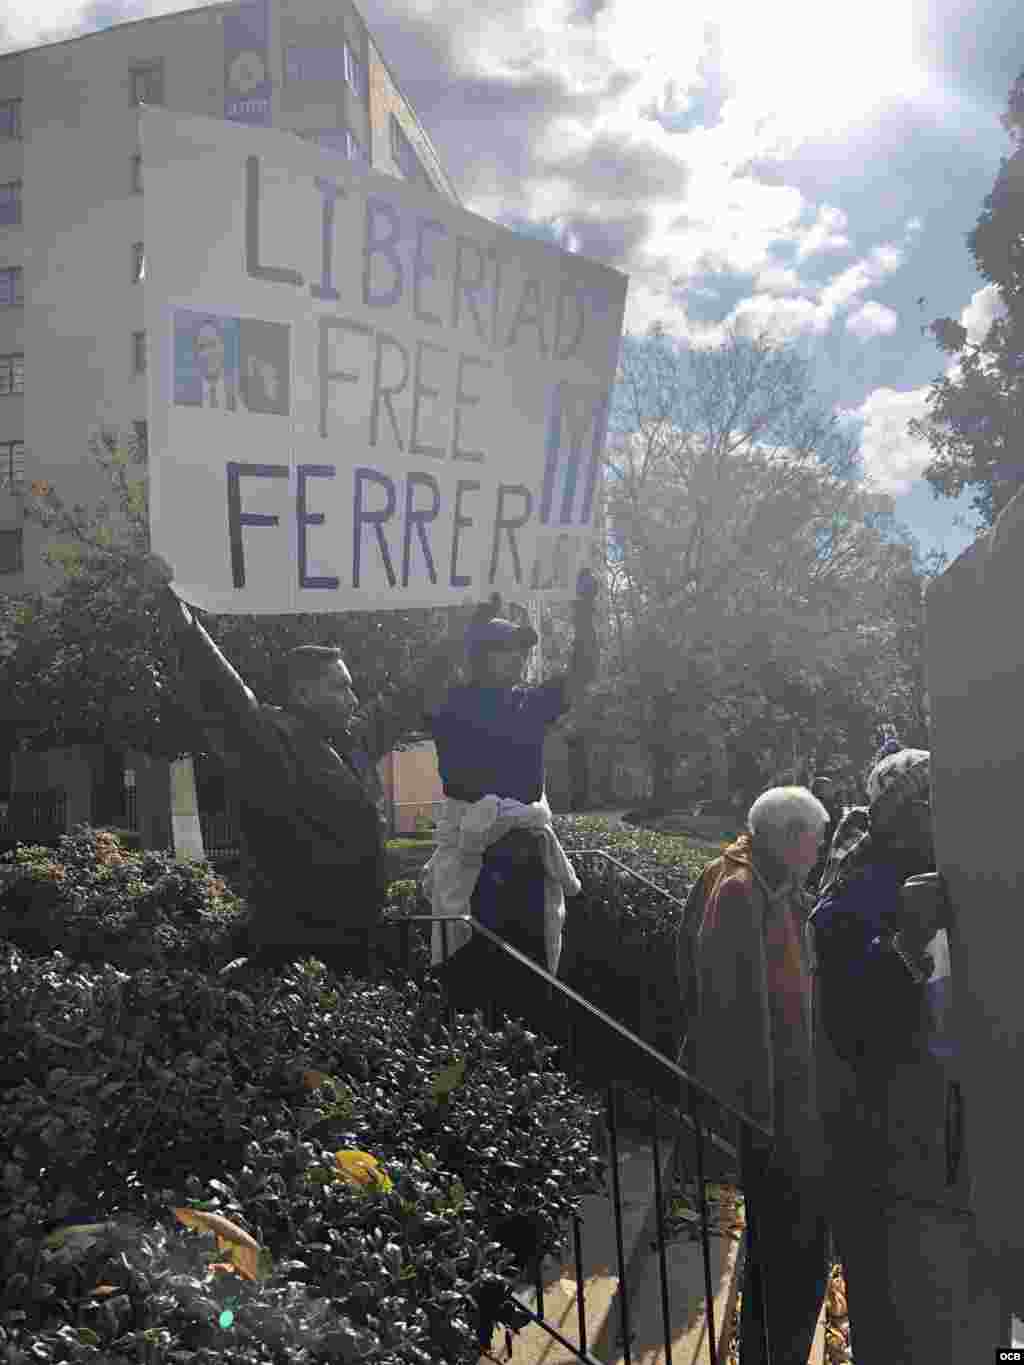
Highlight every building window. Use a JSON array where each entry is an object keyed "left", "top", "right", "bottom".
[
  {"left": 390, "top": 115, "right": 428, "bottom": 187},
  {"left": 0, "top": 354, "right": 24, "bottom": 396},
  {"left": 0, "top": 527, "right": 22, "bottom": 573},
  {"left": 301, "top": 128, "right": 368, "bottom": 165},
  {"left": 0, "top": 267, "right": 22, "bottom": 306},
  {"left": 0, "top": 439, "right": 24, "bottom": 491},
  {"left": 132, "top": 331, "right": 147, "bottom": 376},
  {"left": 132, "top": 153, "right": 143, "bottom": 194},
  {"left": 0, "top": 99, "right": 21, "bottom": 140},
  {"left": 130, "top": 62, "right": 164, "bottom": 106},
  {"left": 0, "top": 181, "right": 22, "bottom": 227},
  {"left": 285, "top": 44, "right": 345, "bottom": 84},
  {"left": 132, "top": 242, "right": 145, "bottom": 282},
  {"left": 132, "top": 419, "right": 148, "bottom": 462},
  {"left": 343, "top": 42, "right": 365, "bottom": 100}
]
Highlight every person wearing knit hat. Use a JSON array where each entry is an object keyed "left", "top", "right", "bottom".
[
  {"left": 815, "top": 743, "right": 931, "bottom": 897},
  {"left": 810, "top": 740, "right": 974, "bottom": 1364},
  {"left": 419, "top": 571, "right": 600, "bottom": 1018}
]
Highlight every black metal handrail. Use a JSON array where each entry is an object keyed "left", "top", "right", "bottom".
[
  {"left": 554, "top": 846, "right": 742, "bottom": 1164},
  {"left": 400, "top": 909, "right": 774, "bottom": 1364},
  {"left": 570, "top": 846, "right": 688, "bottom": 910},
  {"left": 405, "top": 912, "right": 769, "bottom": 1139}
]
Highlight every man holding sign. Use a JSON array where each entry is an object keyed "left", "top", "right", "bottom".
[
  {"left": 133, "top": 107, "right": 624, "bottom": 981},
  {"left": 148, "top": 554, "right": 398, "bottom": 977}
]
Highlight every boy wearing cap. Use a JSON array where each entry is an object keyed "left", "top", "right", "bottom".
[{"left": 420, "top": 571, "right": 599, "bottom": 990}]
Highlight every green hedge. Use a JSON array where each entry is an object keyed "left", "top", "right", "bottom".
[
  {"left": 0, "top": 827, "right": 248, "bottom": 974},
  {"left": 0, "top": 954, "right": 602, "bottom": 1363},
  {"left": 0, "top": 816, "right": 727, "bottom": 1078},
  {"left": 551, "top": 817, "right": 725, "bottom": 1081}
]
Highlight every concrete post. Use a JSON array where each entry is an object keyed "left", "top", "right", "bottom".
[{"left": 169, "top": 755, "right": 205, "bottom": 861}]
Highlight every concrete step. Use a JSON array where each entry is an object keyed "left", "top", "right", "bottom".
[
  {"left": 481, "top": 1126, "right": 827, "bottom": 1365},
  {"left": 608, "top": 1223, "right": 827, "bottom": 1365},
  {"left": 479, "top": 1133, "right": 674, "bottom": 1364}
]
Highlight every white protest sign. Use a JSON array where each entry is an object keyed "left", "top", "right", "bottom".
[{"left": 141, "top": 108, "right": 627, "bottom": 613}]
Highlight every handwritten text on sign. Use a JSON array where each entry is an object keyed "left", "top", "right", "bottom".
[{"left": 141, "top": 109, "right": 627, "bottom": 613}]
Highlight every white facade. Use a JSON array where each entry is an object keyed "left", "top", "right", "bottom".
[{"left": 0, "top": 0, "right": 459, "bottom": 589}]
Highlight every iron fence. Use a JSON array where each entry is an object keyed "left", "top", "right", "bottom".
[
  {"left": 395, "top": 890, "right": 777, "bottom": 1365},
  {"left": 0, "top": 789, "right": 68, "bottom": 849},
  {"left": 198, "top": 810, "right": 240, "bottom": 860}
]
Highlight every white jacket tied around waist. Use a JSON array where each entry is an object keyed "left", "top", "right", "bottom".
[{"left": 421, "top": 794, "right": 581, "bottom": 974}]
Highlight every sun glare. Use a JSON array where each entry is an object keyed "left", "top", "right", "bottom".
[{"left": 717, "top": 0, "right": 925, "bottom": 141}]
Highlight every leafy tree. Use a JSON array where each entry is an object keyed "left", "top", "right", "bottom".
[
  {"left": 0, "top": 427, "right": 446, "bottom": 764},
  {"left": 594, "top": 323, "right": 924, "bottom": 806},
  {"left": 908, "top": 69, "right": 1024, "bottom": 527}
]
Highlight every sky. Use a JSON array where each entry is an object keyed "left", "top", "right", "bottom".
[{"left": 4, "top": 0, "right": 1020, "bottom": 565}]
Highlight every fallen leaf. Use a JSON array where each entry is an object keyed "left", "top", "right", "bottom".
[
  {"left": 430, "top": 1059, "right": 466, "bottom": 1103},
  {"left": 334, "top": 1150, "right": 394, "bottom": 1193},
  {"left": 172, "top": 1208, "right": 263, "bottom": 1281}
]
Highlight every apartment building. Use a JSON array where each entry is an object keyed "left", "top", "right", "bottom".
[{"left": 0, "top": 0, "right": 461, "bottom": 587}]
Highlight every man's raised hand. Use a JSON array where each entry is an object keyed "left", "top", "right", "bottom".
[
  {"left": 470, "top": 593, "right": 502, "bottom": 627},
  {"left": 142, "top": 554, "right": 194, "bottom": 631},
  {"left": 141, "top": 553, "right": 175, "bottom": 590}
]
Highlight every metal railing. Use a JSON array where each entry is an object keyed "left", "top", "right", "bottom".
[
  {"left": 567, "top": 847, "right": 741, "bottom": 1164},
  {"left": 0, "top": 789, "right": 68, "bottom": 847},
  {"left": 395, "top": 904, "right": 775, "bottom": 1364},
  {"left": 199, "top": 810, "right": 241, "bottom": 860}
]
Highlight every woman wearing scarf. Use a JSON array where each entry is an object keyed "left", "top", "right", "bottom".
[
  {"left": 811, "top": 744, "right": 982, "bottom": 1364},
  {"left": 687, "top": 785, "right": 831, "bottom": 1365}
]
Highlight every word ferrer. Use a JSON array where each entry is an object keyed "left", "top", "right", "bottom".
[{"left": 227, "top": 461, "right": 564, "bottom": 592}]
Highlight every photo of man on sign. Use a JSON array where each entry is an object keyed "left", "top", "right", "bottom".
[
  {"left": 174, "top": 311, "right": 240, "bottom": 410},
  {"left": 174, "top": 309, "right": 290, "bottom": 415},
  {"left": 238, "top": 316, "right": 290, "bottom": 415}
]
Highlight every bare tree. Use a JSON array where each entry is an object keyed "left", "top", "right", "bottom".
[{"left": 598, "top": 322, "right": 915, "bottom": 806}]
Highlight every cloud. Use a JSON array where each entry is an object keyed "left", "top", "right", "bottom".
[
  {"left": 2, "top": 0, "right": 200, "bottom": 51},
  {"left": 653, "top": 22, "right": 731, "bottom": 133},
  {"left": 847, "top": 385, "right": 934, "bottom": 494},
  {"left": 794, "top": 205, "right": 850, "bottom": 261},
  {"left": 912, "top": 0, "right": 1024, "bottom": 112},
  {"left": 551, "top": 210, "right": 652, "bottom": 266},
  {"left": 729, "top": 293, "right": 827, "bottom": 342},
  {"left": 6, "top": 0, "right": 1003, "bottom": 420},
  {"left": 753, "top": 266, "right": 802, "bottom": 294},
  {"left": 960, "top": 281, "right": 1006, "bottom": 345},
  {"left": 929, "top": 282, "right": 1010, "bottom": 390},
  {"left": 535, "top": 129, "right": 690, "bottom": 205},
  {"left": 817, "top": 242, "right": 905, "bottom": 315},
  {"left": 846, "top": 301, "right": 900, "bottom": 340}
]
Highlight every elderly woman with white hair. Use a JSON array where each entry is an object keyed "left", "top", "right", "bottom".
[{"left": 684, "top": 785, "right": 830, "bottom": 1365}]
